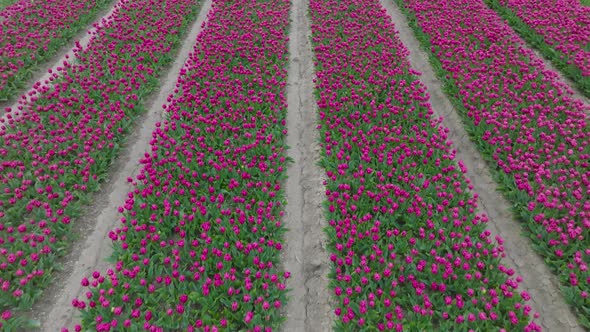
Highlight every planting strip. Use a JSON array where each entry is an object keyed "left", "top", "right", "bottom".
[
  {"left": 383, "top": 0, "right": 582, "bottom": 329},
  {"left": 392, "top": 0, "right": 590, "bottom": 327},
  {"left": 28, "top": 0, "right": 213, "bottom": 329},
  {"left": 310, "top": 0, "right": 540, "bottom": 329},
  {"left": 0, "top": 0, "right": 119, "bottom": 117},
  {"left": 521, "top": 45, "right": 590, "bottom": 109},
  {"left": 71, "top": 0, "right": 292, "bottom": 330},
  {"left": 0, "top": 0, "right": 204, "bottom": 329},
  {"left": 482, "top": 0, "right": 590, "bottom": 98},
  {"left": 0, "top": 0, "right": 115, "bottom": 101},
  {"left": 282, "top": 0, "right": 331, "bottom": 330}
]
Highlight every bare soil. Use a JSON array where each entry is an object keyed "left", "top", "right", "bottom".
[{"left": 281, "top": 0, "right": 333, "bottom": 330}]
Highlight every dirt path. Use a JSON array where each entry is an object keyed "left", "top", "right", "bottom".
[
  {"left": 26, "top": 1, "right": 213, "bottom": 329},
  {"left": 381, "top": 0, "right": 583, "bottom": 330},
  {"left": 0, "top": 0, "right": 118, "bottom": 118},
  {"left": 282, "top": 0, "right": 332, "bottom": 331}
]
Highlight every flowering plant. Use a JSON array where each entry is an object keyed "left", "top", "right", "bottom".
[
  {"left": 0, "top": 0, "right": 202, "bottom": 329},
  {"left": 71, "top": 0, "right": 292, "bottom": 330},
  {"left": 396, "top": 0, "right": 590, "bottom": 327},
  {"left": 309, "top": 0, "right": 540, "bottom": 329},
  {"left": 0, "top": 0, "right": 112, "bottom": 101},
  {"left": 484, "top": 0, "right": 590, "bottom": 96}
]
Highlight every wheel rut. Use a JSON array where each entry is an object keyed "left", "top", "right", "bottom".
[{"left": 282, "top": 0, "right": 332, "bottom": 330}]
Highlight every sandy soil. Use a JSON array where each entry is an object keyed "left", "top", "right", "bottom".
[
  {"left": 381, "top": 0, "right": 584, "bottom": 330},
  {"left": 24, "top": 0, "right": 214, "bottom": 330},
  {"left": 0, "top": 0, "right": 119, "bottom": 118},
  {"left": 281, "top": 0, "right": 333, "bottom": 330}
]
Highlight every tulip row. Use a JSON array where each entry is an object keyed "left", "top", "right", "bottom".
[
  {"left": 70, "top": 0, "right": 291, "bottom": 330},
  {"left": 0, "top": 0, "right": 203, "bottom": 329},
  {"left": 394, "top": 0, "right": 590, "bottom": 327},
  {"left": 309, "top": 0, "right": 540, "bottom": 330},
  {"left": 0, "top": 0, "right": 112, "bottom": 101},
  {"left": 483, "top": 0, "right": 590, "bottom": 97}
]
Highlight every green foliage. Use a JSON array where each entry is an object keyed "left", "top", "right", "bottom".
[
  {"left": 0, "top": 0, "right": 204, "bottom": 330},
  {"left": 0, "top": 0, "right": 114, "bottom": 101},
  {"left": 394, "top": 0, "right": 590, "bottom": 328},
  {"left": 483, "top": 0, "right": 590, "bottom": 97}
]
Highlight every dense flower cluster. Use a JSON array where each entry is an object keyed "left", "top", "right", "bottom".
[
  {"left": 309, "top": 0, "right": 540, "bottom": 329},
  {"left": 0, "top": 0, "right": 202, "bottom": 329},
  {"left": 0, "top": 0, "right": 18, "bottom": 11},
  {"left": 396, "top": 0, "right": 590, "bottom": 327},
  {"left": 485, "top": 0, "right": 590, "bottom": 95},
  {"left": 70, "top": 0, "right": 291, "bottom": 330},
  {"left": 0, "top": 0, "right": 112, "bottom": 101}
]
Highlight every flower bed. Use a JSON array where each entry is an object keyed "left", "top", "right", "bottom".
[
  {"left": 483, "top": 0, "right": 590, "bottom": 97},
  {"left": 0, "top": 0, "right": 112, "bottom": 101},
  {"left": 394, "top": 0, "right": 590, "bottom": 327},
  {"left": 0, "top": 0, "right": 203, "bottom": 329},
  {"left": 309, "top": 0, "right": 539, "bottom": 330},
  {"left": 70, "top": 0, "right": 291, "bottom": 330}
]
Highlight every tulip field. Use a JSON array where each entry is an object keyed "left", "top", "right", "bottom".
[
  {"left": 0, "top": 0, "right": 589, "bottom": 330},
  {"left": 311, "top": 0, "right": 539, "bottom": 329},
  {"left": 484, "top": 0, "right": 590, "bottom": 96},
  {"left": 72, "top": 0, "right": 291, "bottom": 330},
  {"left": 395, "top": 0, "right": 590, "bottom": 327},
  {"left": 0, "top": 0, "right": 205, "bottom": 329},
  {"left": 0, "top": 0, "right": 114, "bottom": 101}
]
